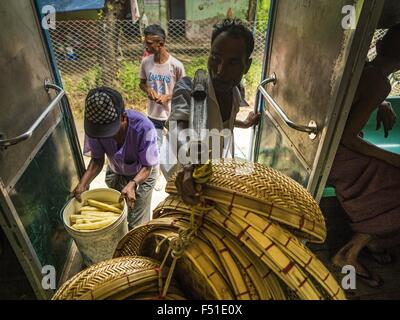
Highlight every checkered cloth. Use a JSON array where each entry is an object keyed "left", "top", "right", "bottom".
[{"left": 85, "top": 92, "right": 118, "bottom": 124}]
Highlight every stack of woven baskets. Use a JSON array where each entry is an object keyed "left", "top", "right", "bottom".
[{"left": 53, "top": 159, "right": 345, "bottom": 300}]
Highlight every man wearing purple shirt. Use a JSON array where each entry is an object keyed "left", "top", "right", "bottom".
[{"left": 73, "top": 87, "right": 159, "bottom": 230}]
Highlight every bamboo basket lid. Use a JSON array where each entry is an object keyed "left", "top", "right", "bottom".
[
  {"left": 166, "top": 159, "right": 326, "bottom": 243},
  {"left": 200, "top": 227, "right": 284, "bottom": 300},
  {"left": 52, "top": 256, "right": 182, "bottom": 300}
]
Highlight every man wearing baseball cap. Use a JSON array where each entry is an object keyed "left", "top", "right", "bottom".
[{"left": 73, "top": 87, "right": 159, "bottom": 230}]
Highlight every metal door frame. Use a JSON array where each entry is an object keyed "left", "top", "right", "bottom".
[
  {"left": 0, "top": 0, "right": 85, "bottom": 299},
  {"left": 0, "top": 183, "right": 50, "bottom": 299},
  {"left": 252, "top": 0, "right": 385, "bottom": 201},
  {"left": 251, "top": 0, "right": 312, "bottom": 176},
  {"left": 251, "top": 0, "right": 278, "bottom": 163},
  {"left": 309, "top": 0, "right": 385, "bottom": 201},
  {"left": 34, "top": 0, "right": 85, "bottom": 179}
]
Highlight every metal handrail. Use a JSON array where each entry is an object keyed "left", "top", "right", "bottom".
[
  {"left": 0, "top": 81, "right": 65, "bottom": 149},
  {"left": 258, "top": 73, "right": 318, "bottom": 140}
]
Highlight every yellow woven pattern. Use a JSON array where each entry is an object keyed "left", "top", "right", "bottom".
[
  {"left": 137, "top": 227, "right": 234, "bottom": 300},
  {"left": 56, "top": 159, "right": 343, "bottom": 300},
  {"left": 52, "top": 256, "right": 181, "bottom": 300},
  {"left": 163, "top": 207, "right": 327, "bottom": 298},
  {"left": 166, "top": 159, "right": 326, "bottom": 243},
  {"left": 115, "top": 199, "right": 344, "bottom": 300}
]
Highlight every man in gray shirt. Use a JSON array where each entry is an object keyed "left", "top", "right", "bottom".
[{"left": 167, "top": 18, "right": 260, "bottom": 204}]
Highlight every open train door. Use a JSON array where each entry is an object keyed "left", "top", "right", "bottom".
[
  {"left": 252, "top": 0, "right": 385, "bottom": 202},
  {"left": 0, "top": 1, "right": 84, "bottom": 298}
]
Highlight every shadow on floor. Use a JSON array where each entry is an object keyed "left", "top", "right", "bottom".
[{"left": 311, "top": 197, "right": 400, "bottom": 300}]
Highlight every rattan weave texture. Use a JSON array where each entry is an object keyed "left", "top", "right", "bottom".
[
  {"left": 166, "top": 159, "right": 326, "bottom": 242},
  {"left": 55, "top": 160, "right": 344, "bottom": 300}
]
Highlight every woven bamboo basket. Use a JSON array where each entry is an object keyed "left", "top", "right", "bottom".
[
  {"left": 52, "top": 256, "right": 184, "bottom": 300},
  {"left": 166, "top": 159, "right": 326, "bottom": 243},
  {"left": 132, "top": 226, "right": 236, "bottom": 299},
  {"left": 114, "top": 207, "right": 345, "bottom": 300},
  {"left": 152, "top": 202, "right": 341, "bottom": 299},
  {"left": 56, "top": 159, "right": 344, "bottom": 300}
]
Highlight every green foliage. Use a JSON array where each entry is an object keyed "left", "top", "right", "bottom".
[
  {"left": 97, "top": 10, "right": 104, "bottom": 20},
  {"left": 256, "top": 0, "right": 271, "bottom": 33},
  {"left": 117, "top": 61, "right": 140, "bottom": 92},
  {"left": 116, "top": 61, "right": 148, "bottom": 111},
  {"left": 62, "top": 76, "right": 77, "bottom": 96},
  {"left": 243, "top": 59, "right": 263, "bottom": 95},
  {"left": 62, "top": 66, "right": 102, "bottom": 119},
  {"left": 76, "top": 64, "right": 103, "bottom": 93},
  {"left": 184, "top": 55, "right": 208, "bottom": 78}
]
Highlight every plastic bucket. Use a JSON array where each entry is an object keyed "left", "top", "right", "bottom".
[{"left": 62, "top": 188, "right": 128, "bottom": 266}]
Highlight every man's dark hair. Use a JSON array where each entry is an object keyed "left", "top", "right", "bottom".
[
  {"left": 211, "top": 18, "right": 254, "bottom": 59},
  {"left": 144, "top": 24, "right": 166, "bottom": 41}
]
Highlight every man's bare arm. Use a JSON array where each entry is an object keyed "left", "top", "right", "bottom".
[
  {"left": 376, "top": 101, "right": 397, "bottom": 138},
  {"left": 132, "top": 166, "right": 152, "bottom": 185},
  {"left": 341, "top": 74, "right": 400, "bottom": 168},
  {"left": 171, "top": 120, "right": 200, "bottom": 205},
  {"left": 121, "top": 166, "right": 152, "bottom": 209},
  {"left": 234, "top": 111, "right": 261, "bottom": 129},
  {"left": 139, "top": 78, "right": 158, "bottom": 101},
  {"left": 73, "top": 157, "right": 105, "bottom": 201},
  {"left": 156, "top": 94, "right": 173, "bottom": 106}
]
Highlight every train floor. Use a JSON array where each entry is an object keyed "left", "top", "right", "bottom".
[
  {"left": 314, "top": 196, "right": 400, "bottom": 300},
  {"left": 315, "top": 247, "right": 400, "bottom": 300}
]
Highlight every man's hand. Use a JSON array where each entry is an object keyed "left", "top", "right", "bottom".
[
  {"left": 147, "top": 88, "right": 159, "bottom": 101},
  {"left": 155, "top": 94, "right": 171, "bottom": 105},
  {"left": 243, "top": 111, "right": 261, "bottom": 128},
  {"left": 121, "top": 181, "right": 137, "bottom": 210},
  {"left": 377, "top": 101, "right": 397, "bottom": 138},
  {"left": 73, "top": 183, "right": 89, "bottom": 202},
  {"left": 175, "top": 164, "right": 201, "bottom": 205}
]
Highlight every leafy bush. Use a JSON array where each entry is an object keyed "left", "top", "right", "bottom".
[
  {"left": 256, "top": 0, "right": 271, "bottom": 33},
  {"left": 76, "top": 64, "right": 103, "bottom": 93},
  {"left": 117, "top": 61, "right": 140, "bottom": 93},
  {"left": 184, "top": 55, "right": 208, "bottom": 78},
  {"left": 243, "top": 59, "right": 263, "bottom": 95},
  {"left": 116, "top": 61, "right": 147, "bottom": 111}
]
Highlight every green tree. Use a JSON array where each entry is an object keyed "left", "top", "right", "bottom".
[
  {"left": 98, "top": 0, "right": 131, "bottom": 86},
  {"left": 255, "top": 0, "right": 271, "bottom": 33}
]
